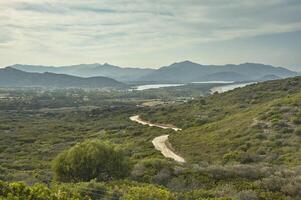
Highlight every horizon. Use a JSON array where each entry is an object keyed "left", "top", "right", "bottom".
[
  {"left": 2, "top": 60, "right": 300, "bottom": 72},
  {"left": 1, "top": 1, "right": 301, "bottom": 71}
]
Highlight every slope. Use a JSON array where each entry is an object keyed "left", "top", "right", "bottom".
[{"left": 141, "top": 76, "right": 301, "bottom": 165}]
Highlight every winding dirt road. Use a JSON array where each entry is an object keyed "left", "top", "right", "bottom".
[{"left": 130, "top": 115, "right": 185, "bottom": 163}]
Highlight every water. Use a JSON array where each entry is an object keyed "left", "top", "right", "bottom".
[
  {"left": 134, "top": 81, "right": 234, "bottom": 91},
  {"left": 134, "top": 84, "right": 185, "bottom": 91},
  {"left": 134, "top": 81, "right": 256, "bottom": 92},
  {"left": 191, "top": 81, "right": 234, "bottom": 84},
  {"left": 210, "top": 82, "right": 256, "bottom": 94}
]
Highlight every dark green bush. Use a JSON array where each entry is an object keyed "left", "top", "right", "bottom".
[
  {"left": 294, "top": 127, "right": 301, "bottom": 136},
  {"left": 131, "top": 158, "right": 173, "bottom": 185},
  {"left": 52, "top": 139, "right": 131, "bottom": 182}
]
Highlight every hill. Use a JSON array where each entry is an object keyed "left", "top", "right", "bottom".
[
  {"left": 0, "top": 67, "right": 127, "bottom": 89},
  {"left": 141, "top": 76, "right": 301, "bottom": 165},
  {"left": 140, "top": 61, "right": 298, "bottom": 82},
  {"left": 10, "top": 63, "right": 154, "bottom": 82},
  {"left": 9, "top": 61, "right": 298, "bottom": 83}
]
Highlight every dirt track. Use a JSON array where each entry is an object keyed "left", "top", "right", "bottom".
[{"left": 130, "top": 115, "right": 185, "bottom": 163}]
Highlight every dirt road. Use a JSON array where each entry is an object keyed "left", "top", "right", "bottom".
[{"left": 130, "top": 115, "right": 185, "bottom": 163}]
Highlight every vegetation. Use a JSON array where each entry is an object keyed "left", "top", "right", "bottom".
[
  {"left": 142, "top": 77, "right": 301, "bottom": 165},
  {"left": 52, "top": 140, "right": 131, "bottom": 182},
  {"left": 1, "top": 76, "right": 301, "bottom": 199}
]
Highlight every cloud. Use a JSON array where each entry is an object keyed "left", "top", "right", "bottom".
[{"left": 0, "top": 0, "right": 301, "bottom": 67}]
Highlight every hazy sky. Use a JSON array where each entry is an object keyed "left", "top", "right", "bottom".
[{"left": 0, "top": 0, "right": 301, "bottom": 70}]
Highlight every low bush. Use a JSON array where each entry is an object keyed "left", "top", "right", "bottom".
[{"left": 52, "top": 139, "right": 131, "bottom": 182}]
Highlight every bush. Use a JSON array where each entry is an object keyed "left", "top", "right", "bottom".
[
  {"left": 124, "top": 185, "right": 176, "bottom": 200},
  {"left": 292, "top": 117, "right": 301, "bottom": 125},
  {"left": 294, "top": 127, "right": 301, "bottom": 136},
  {"left": 131, "top": 158, "right": 173, "bottom": 185},
  {"left": 0, "top": 181, "right": 87, "bottom": 200},
  {"left": 223, "top": 151, "right": 242, "bottom": 163},
  {"left": 52, "top": 139, "right": 131, "bottom": 182},
  {"left": 237, "top": 190, "right": 258, "bottom": 200}
]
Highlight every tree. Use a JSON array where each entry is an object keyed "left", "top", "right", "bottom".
[{"left": 52, "top": 139, "right": 131, "bottom": 182}]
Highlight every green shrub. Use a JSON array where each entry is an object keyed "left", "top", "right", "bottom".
[
  {"left": 131, "top": 158, "right": 173, "bottom": 185},
  {"left": 294, "top": 127, "right": 301, "bottom": 136},
  {"left": 124, "top": 185, "right": 176, "bottom": 200},
  {"left": 223, "top": 151, "right": 242, "bottom": 163},
  {"left": 292, "top": 117, "right": 301, "bottom": 125},
  {"left": 237, "top": 190, "right": 258, "bottom": 200},
  {"left": 0, "top": 181, "right": 87, "bottom": 200},
  {"left": 52, "top": 139, "right": 131, "bottom": 182}
]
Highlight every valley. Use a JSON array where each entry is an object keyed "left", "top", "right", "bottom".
[
  {"left": 2, "top": 1, "right": 301, "bottom": 199},
  {"left": 1, "top": 76, "right": 301, "bottom": 200}
]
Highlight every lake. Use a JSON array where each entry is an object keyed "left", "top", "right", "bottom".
[
  {"left": 134, "top": 84, "right": 185, "bottom": 91},
  {"left": 134, "top": 81, "right": 256, "bottom": 92},
  {"left": 210, "top": 82, "right": 256, "bottom": 94}
]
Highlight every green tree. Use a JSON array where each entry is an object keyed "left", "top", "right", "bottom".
[{"left": 52, "top": 139, "right": 131, "bottom": 182}]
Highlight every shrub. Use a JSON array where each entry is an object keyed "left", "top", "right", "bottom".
[
  {"left": 294, "top": 127, "right": 301, "bottom": 136},
  {"left": 223, "top": 151, "right": 242, "bottom": 163},
  {"left": 237, "top": 190, "right": 258, "bottom": 200},
  {"left": 52, "top": 139, "right": 131, "bottom": 182},
  {"left": 131, "top": 158, "right": 173, "bottom": 185},
  {"left": 240, "top": 153, "right": 258, "bottom": 164},
  {"left": 194, "top": 116, "right": 209, "bottom": 125},
  {"left": 124, "top": 185, "right": 176, "bottom": 200},
  {"left": 292, "top": 117, "right": 301, "bottom": 125},
  {"left": 0, "top": 181, "right": 87, "bottom": 200}
]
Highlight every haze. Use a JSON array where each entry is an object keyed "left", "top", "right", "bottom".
[{"left": 0, "top": 0, "right": 301, "bottom": 71}]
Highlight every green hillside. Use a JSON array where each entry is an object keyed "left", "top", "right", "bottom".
[
  {"left": 142, "top": 77, "right": 301, "bottom": 165},
  {"left": 1, "top": 77, "right": 301, "bottom": 200}
]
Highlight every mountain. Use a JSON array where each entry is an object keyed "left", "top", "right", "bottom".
[
  {"left": 0, "top": 67, "right": 126, "bottom": 89},
  {"left": 139, "top": 61, "right": 298, "bottom": 82},
  {"left": 8, "top": 61, "right": 298, "bottom": 83},
  {"left": 11, "top": 63, "right": 155, "bottom": 82},
  {"left": 257, "top": 74, "right": 281, "bottom": 81},
  {"left": 198, "top": 71, "right": 249, "bottom": 82}
]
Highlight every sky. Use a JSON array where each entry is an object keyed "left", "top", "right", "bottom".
[{"left": 0, "top": 0, "right": 301, "bottom": 71}]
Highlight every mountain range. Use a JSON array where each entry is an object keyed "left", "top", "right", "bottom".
[
  {"left": 10, "top": 63, "right": 154, "bottom": 82},
  {"left": 9, "top": 61, "right": 298, "bottom": 83},
  {"left": 0, "top": 67, "right": 126, "bottom": 89},
  {"left": 139, "top": 61, "right": 297, "bottom": 82}
]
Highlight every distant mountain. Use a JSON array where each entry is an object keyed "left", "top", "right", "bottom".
[
  {"left": 257, "top": 74, "right": 281, "bottom": 81},
  {"left": 8, "top": 61, "right": 298, "bottom": 83},
  {"left": 0, "top": 67, "right": 126, "bottom": 89},
  {"left": 139, "top": 61, "right": 298, "bottom": 83},
  {"left": 11, "top": 63, "right": 155, "bottom": 82},
  {"left": 198, "top": 71, "right": 249, "bottom": 82}
]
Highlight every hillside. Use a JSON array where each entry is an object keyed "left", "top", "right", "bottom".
[
  {"left": 10, "top": 63, "right": 154, "bottom": 82},
  {"left": 141, "top": 76, "right": 301, "bottom": 165},
  {"left": 0, "top": 67, "right": 127, "bottom": 89},
  {"left": 1, "top": 76, "right": 301, "bottom": 200},
  {"left": 140, "top": 61, "right": 298, "bottom": 82}
]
